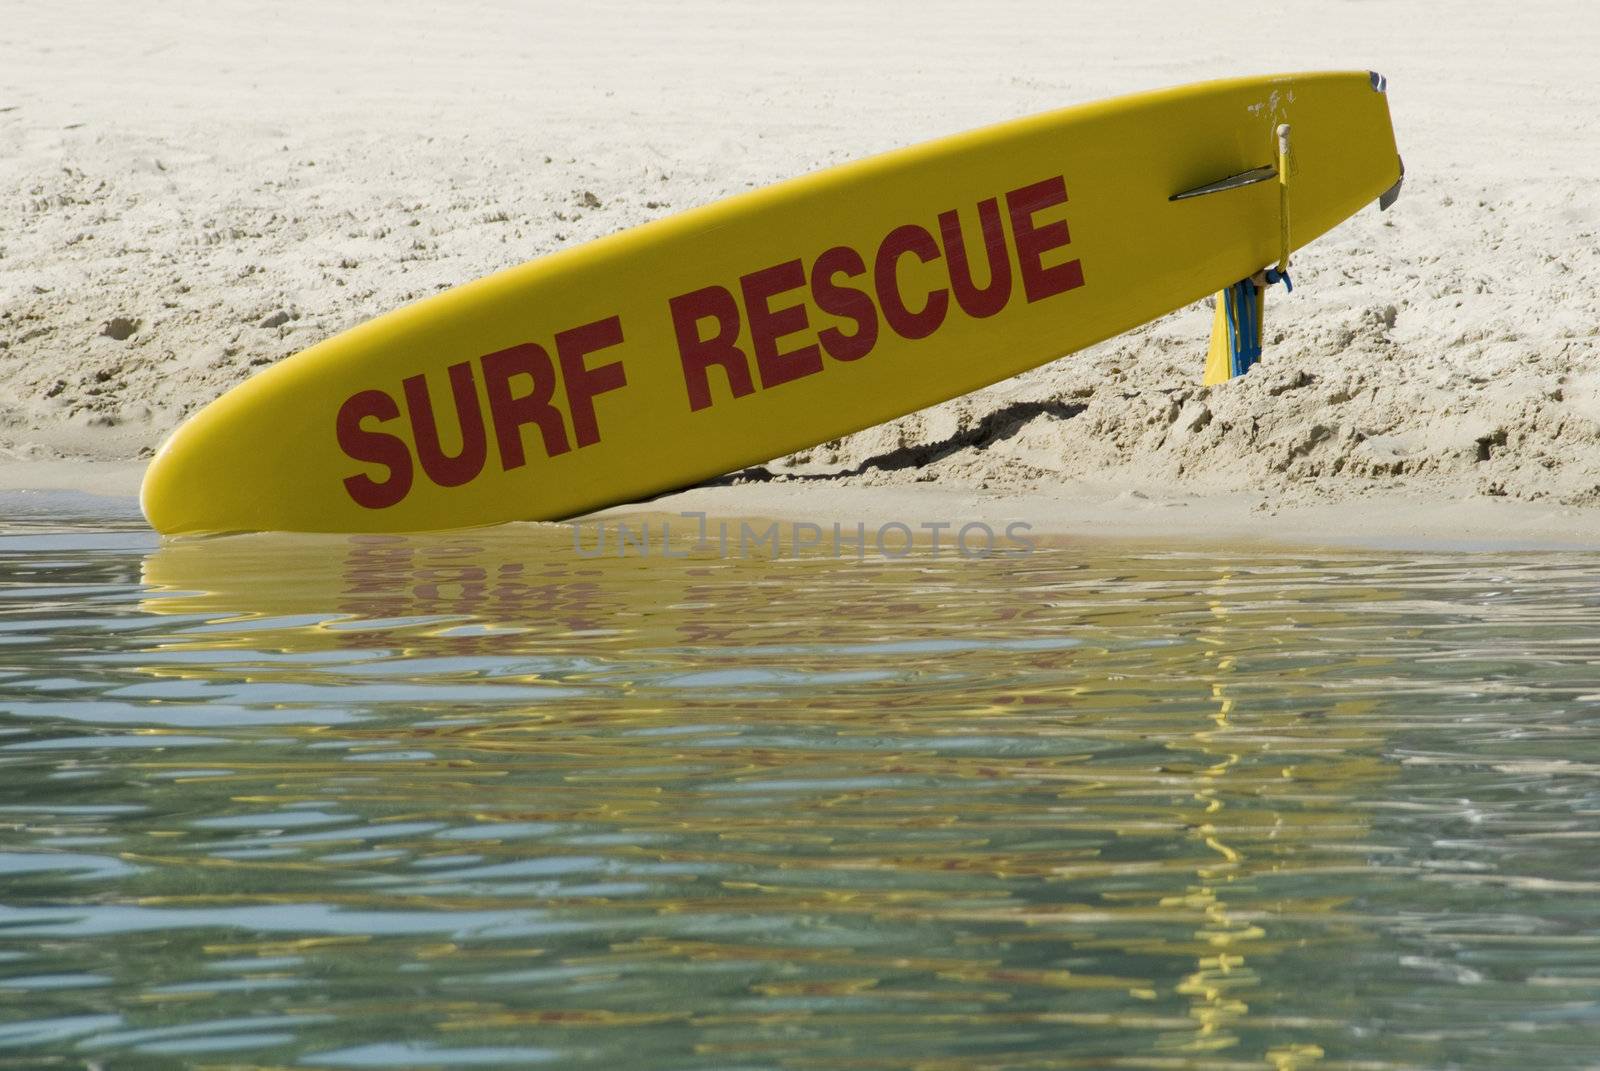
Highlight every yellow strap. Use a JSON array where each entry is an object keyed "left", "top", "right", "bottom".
[
  {"left": 1276, "top": 124, "right": 1291, "bottom": 274},
  {"left": 1203, "top": 293, "right": 1231, "bottom": 385}
]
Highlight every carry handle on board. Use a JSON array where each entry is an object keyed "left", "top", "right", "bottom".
[
  {"left": 1202, "top": 124, "right": 1293, "bottom": 386},
  {"left": 1274, "top": 123, "right": 1292, "bottom": 277}
]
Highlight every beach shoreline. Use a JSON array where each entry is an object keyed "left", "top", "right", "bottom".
[
  {"left": 7, "top": 459, "right": 1596, "bottom": 553},
  {"left": 3, "top": 2, "right": 1596, "bottom": 551}
]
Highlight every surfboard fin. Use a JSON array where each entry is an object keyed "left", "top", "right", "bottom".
[
  {"left": 1169, "top": 164, "right": 1278, "bottom": 202},
  {"left": 1378, "top": 156, "right": 1405, "bottom": 210}
]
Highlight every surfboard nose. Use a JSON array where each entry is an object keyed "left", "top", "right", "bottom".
[
  {"left": 141, "top": 401, "right": 275, "bottom": 536},
  {"left": 141, "top": 429, "right": 214, "bottom": 535}
]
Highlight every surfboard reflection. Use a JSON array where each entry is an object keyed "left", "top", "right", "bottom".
[{"left": 134, "top": 529, "right": 1401, "bottom": 1065}]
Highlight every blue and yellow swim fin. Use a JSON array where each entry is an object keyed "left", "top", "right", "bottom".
[{"left": 1203, "top": 277, "right": 1266, "bottom": 385}]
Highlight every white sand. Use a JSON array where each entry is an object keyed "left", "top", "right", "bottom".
[{"left": 3, "top": 1, "right": 1597, "bottom": 547}]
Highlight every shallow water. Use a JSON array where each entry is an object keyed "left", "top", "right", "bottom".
[{"left": 2, "top": 510, "right": 1598, "bottom": 1069}]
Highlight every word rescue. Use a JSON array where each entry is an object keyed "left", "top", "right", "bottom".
[{"left": 336, "top": 175, "right": 1083, "bottom": 509}]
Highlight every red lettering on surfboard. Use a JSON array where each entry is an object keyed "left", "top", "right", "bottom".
[
  {"left": 940, "top": 197, "right": 1012, "bottom": 318},
  {"left": 669, "top": 174, "right": 1081, "bottom": 411},
  {"left": 404, "top": 361, "right": 488, "bottom": 488},
  {"left": 555, "top": 316, "right": 628, "bottom": 448},
  {"left": 336, "top": 314, "right": 626, "bottom": 509},
  {"left": 1006, "top": 176, "right": 1084, "bottom": 303},
  {"left": 742, "top": 259, "right": 824, "bottom": 390},
  {"left": 811, "top": 246, "right": 877, "bottom": 362},
  {"left": 482, "top": 342, "right": 569, "bottom": 468},
  {"left": 875, "top": 224, "right": 949, "bottom": 340},
  {"left": 670, "top": 285, "right": 756, "bottom": 412},
  {"left": 337, "top": 389, "right": 413, "bottom": 509},
  {"left": 335, "top": 173, "right": 1085, "bottom": 509}
]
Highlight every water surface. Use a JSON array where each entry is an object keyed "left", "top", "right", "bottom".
[{"left": 2, "top": 511, "right": 1598, "bottom": 1068}]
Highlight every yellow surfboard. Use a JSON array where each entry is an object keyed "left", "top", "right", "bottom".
[{"left": 141, "top": 72, "right": 1401, "bottom": 535}]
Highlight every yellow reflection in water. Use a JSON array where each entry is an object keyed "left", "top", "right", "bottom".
[{"left": 131, "top": 522, "right": 1402, "bottom": 1068}]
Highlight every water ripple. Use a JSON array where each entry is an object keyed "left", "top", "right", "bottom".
[{"left": 0, "top": 521, "right": 1597, "bottom": 1067}]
